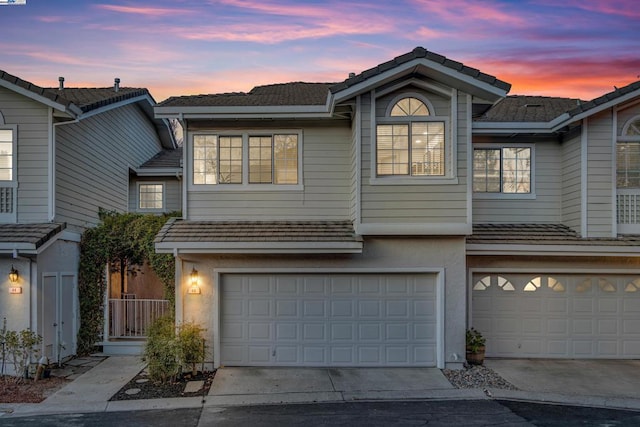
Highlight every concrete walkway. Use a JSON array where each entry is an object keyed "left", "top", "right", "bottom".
[{"left": 2, "top": 357, "right": 640, "bottom": 418}]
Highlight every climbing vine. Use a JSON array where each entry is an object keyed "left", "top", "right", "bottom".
[{"left": 77, "top": 210, "right": 179, "bottom": 355}]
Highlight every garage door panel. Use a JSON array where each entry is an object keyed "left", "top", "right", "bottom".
[
  {"left": 249, "top": 300, "right": 270, "bottom": 316},
  {"left": 221, "top": 273, "right": 437, "bottom": 366},
  {"left": 472, "top": 273, "right": 640, "bottom": 358},
  {"left": 331, "top": 300, "right": 353, "bottom": 317}
]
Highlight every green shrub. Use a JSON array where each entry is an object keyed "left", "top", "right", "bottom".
[
  {"left": 4, "top": 329, "right": 42, "bottom": 381},
  {"left": 143, "top": 316, "right": 179, "bottom": 384},
  {"left": 177, "top": 322, "right": 206, "bottom": 376}
]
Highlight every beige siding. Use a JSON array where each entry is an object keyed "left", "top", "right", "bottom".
[
  {"left": 0, "top": 86, "right": 50, "bottom": 223},
  {"left": 561, "top": 133, "right": 582, "bottom": 232},
  {"left": 129, "top": 176, "right": 182, "bottom": 213},
  {"left": 187, "top": 125, "right": 352, "bottom": 220},
  {"left": 586, "top": 110, "right": 614, "bottom": 237},
  {"left": 360, "top": 87, "right": 469, "bottom": 224},
  {"left": 473, "top": 140, "right": 563, "bottom": 223},
  {"left": 56, "top": 104, "right": 164, "bottom": 232}
]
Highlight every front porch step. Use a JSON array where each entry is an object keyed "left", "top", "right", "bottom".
[{"left": 98, "top": 340, "right": 145, "bottom": 356}]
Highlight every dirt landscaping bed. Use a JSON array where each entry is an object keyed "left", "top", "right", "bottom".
[{"left": 0, "top": 376, "right": 70, "bottom": 403}]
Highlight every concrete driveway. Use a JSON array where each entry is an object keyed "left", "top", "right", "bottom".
[
  {"left": 206, "top": 367, "right": 476, "bottom": 406},
  {"left": 486, "top": 359, "right": 640, "bottom": 400}
]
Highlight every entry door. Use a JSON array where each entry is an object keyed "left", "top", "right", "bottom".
[{"left": 41, "top": 273, "right": 77, "bottom": 364}]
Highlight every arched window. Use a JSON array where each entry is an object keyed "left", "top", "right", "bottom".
[
  {"left": 376, "top": 96, "right": 445, "bottom": 177},
  {"left": 617, "top": 116, "right": 640, "bottom": 189}
]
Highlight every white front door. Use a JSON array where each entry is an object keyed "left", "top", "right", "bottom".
[
  {"left": 41, "top": 273, "right": 77, "bottom": 364},
  {"left": 219, "top": 273, "right": 438, "bottom": 367}
]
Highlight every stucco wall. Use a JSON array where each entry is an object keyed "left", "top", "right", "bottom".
[{"left": 176, "top": 236, "right": 467, "bottom": 368}]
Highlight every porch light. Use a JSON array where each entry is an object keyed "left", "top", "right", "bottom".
[
  {"left": 188, "top": 267, "right": 201, "bottom": 294},
  {"left": 9, "top": 265, "right": 18, "bottom": 283}
]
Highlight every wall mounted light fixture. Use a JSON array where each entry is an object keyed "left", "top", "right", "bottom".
[
  {"left": 188, "top": 266, "right": 201, "bottom": 294},
  {"left": 9, "top": 265, "right": 18, "bottom": 283}
]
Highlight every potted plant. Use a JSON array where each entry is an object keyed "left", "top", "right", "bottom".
[{"left": 466, "top": 327, "right": 486, "bottom": 366}]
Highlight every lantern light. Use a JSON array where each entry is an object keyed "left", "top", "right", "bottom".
[{"left": 9, "top": 265, "right": 18, "bottom": 283}]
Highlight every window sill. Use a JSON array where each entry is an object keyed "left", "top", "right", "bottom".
[
  {"left": 369, "top": 177, "right": 459, "bottom": 186},
  {"left": 189, "top": 184, "right": 304, "bottom": 192},
  {"left": 473, "top": 192, "right": 537, "bottom": 200}
]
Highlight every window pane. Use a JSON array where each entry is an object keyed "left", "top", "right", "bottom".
[
  {"left": 139, "top": 184, "right": 163, "bottom": 209},
  {"left": 617, "top": 142, "right": 640, "bottom": 188},
  {"left": 376, "top": 124, "right": 409, "bottom": 175},
  {"left": 249, "top": 136, "right": 273, "bottom": 183},
  {"left": 218, "top": 136, "right": 242, "bottom": 184},
  {"left": 473, "top": 149, "right": 501, "bottom": 192},
  {"left": 0, "top": 135, "right": 12, "bottom": 181},
  {"left": 625, "top": 119, "right": 640, "bottom": 136},
  {"left": 390, "top": 97, "right": 430, "bottom": 117},
  {"left": 411, "top": 122, "right": 444, "bottom": 176},
  {"left": 193, "top": 135, "right": 217, "bottom": 185},
  {"left": 274, "top": 134, "right": 298, "bottom": 184},
  {"left": 502, "top": 147, "right": 531, "bottom": 193}
]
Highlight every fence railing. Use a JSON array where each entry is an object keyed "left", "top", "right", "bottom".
[{"left": 108, "top": 298, "right": 169, "bottom": 339}]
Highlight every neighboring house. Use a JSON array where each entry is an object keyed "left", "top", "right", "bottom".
[
  {"left": 0, "top": 71, "right": 175, "bottom": 369},
  {"left": 154, "top": 47, "right": 640, "bottom": 369}
]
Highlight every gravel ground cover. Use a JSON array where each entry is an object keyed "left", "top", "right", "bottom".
[{"left": 442, "top": 364, "right": 518, "bottom": 390}]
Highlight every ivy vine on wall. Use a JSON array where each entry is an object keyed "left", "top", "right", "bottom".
[{"left": 77, "top": 210, "right": 179, "bottom": 355}]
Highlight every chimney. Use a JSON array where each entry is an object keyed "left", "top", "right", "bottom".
[
  {"left": 114, "top": 78, "right": 120, "bottom": 92},
  {"left": 348, "top": 72, "right": 356, "bottom": 79},
  {"left": 58, "top": 77, "right": 64, "bottom": 90}
]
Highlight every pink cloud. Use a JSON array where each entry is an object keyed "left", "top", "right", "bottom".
[
  {"left": 411, "top": 0, "right": 526, "bottom": 26},
  {"left": 471, "top": 56, "right": 640, "bottom": 99},
  {"left": 535, "top": 0, "right": 640, "bottom": 19},
  {"left": 95, "top": 4, "right": 193, "bottom": 17}
]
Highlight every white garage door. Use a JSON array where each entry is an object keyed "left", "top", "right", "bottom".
[
  {"left": 472, "top": 273, "right": 640, "bottom": 358},
  {"left": 220, "top": 273, "right": 438, "bottom": 367}
]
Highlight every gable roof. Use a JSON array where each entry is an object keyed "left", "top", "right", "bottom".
[
  {"left": 476, "top": 96, "right": 582, "bottom": 123},
  {"left": 160, "top": 82, "right": 333, "bottom": 108},
  {"left": 330, "top": 47, "right": 511, "bottom": 96}
]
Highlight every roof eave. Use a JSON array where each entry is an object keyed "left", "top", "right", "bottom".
[
  {"left": 466, "top": 243, "right": 640, "bottom": 256},
  {"left": 155, "top": 240, "right": 363, "bottom": 254},
  {"left": 0, "top": 79, "right": 80, "bottom": 118},
  {"left": 155, "top": 105, "right": 331, "bottom": 120},
  {"left": 552, "top": 87, "right": 640, "bottom": 131},
  {"left": 472, "top": 121, "right": 555, "bottom": 134},
  {"left": 134, "top": 167, "right": 182, "bottom": 177}
]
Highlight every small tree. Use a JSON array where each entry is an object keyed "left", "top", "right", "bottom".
[
  {"left": 143, "top": 316, "right": 179, "bottom": 384},
  {"left": 177, "top": 322, "right": 206, "bottom": 376},
  {"left": 4, "top": 329, "right": 42, "bottom": 381}
]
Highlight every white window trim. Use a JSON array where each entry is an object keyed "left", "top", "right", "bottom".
[
  {"left": 620, "top": 114, "right": 640, "bottom": 137},
  {"left": 137, "top": 182, "right": 165, "bottom": 211},
  {"left": 472, "top": 143, "right": 536, "bottom": 200},
  {"left": 0, "top": 121, "right": 18, "bottom": 223},
  {"left": 189, "top": 130, "right": 304, "bottom": 192},
  {"left": 370, "top": 91, "right": 457, "bottom": 185}
]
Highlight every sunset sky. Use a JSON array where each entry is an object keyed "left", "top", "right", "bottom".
[{"left": 1, "top": 0, "right": 638, "bottom": 103}]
